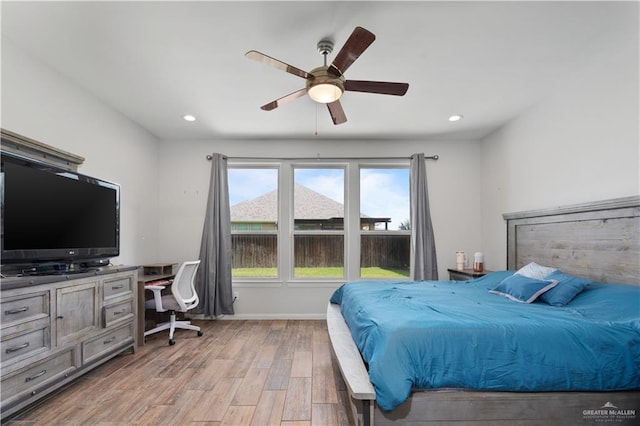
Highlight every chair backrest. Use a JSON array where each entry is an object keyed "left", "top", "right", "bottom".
[{"left": 171, "top": 260, "right": 201, "bottom": 312}]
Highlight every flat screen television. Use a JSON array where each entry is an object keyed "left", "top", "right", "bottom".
[{"left": 1, "top": 152, "right": 120, "bottom": 272}]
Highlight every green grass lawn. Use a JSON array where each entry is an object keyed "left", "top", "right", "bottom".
[
  {"left": 361, "top": 267, "right": 410, "bottom": 278},
  {"left": 232, "top": 267, "right": 278, "bottom": 277},
  {"left": 232, "top": 266, "right": 409, "bottom": 278}
]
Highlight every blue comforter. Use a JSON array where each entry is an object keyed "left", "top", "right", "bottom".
[{"left": 330, "top": 271, "right": 640, "bottom": 411}]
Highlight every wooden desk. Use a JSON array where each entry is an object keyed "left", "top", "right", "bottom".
[{"left": 137, "top": 263, "right": 177, "bottom": 346}]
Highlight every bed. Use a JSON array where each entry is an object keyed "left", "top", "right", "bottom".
[{"left": 327, "top": 196, "right": 640, "bottom": 425}]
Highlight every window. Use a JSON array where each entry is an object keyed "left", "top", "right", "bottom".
[
  {"left": 360, "top": 168, "right": 410, "bottom": 278},
  {"left": 227, "top": 159, "right": 413, "bottom": 284},
  {"left": 228, "top": 167, "right": 278, "bottom": 278},
  {"left": 293, "top": 167, "right": 345, "bottom": 279}
]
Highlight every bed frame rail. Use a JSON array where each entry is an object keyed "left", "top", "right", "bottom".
[{"left": 327, "top": 302, "right": 375, "bottom": 426}]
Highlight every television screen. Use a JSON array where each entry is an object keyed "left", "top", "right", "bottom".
[{"left": 1, "top": 152, "right": 120, "bottom": 267}]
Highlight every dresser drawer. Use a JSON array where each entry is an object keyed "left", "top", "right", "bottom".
[
  {"left": 1, "top": 326, "right": 50, "bottom": 364},
  {"left": 82, "top": 323, "right": 133, "bottom": 364},
  {"left": 103, "top": 300, "right": 134, "bottom": 328},
  {"left": 103, "top": 276, "right": 134, "bottom": 301},
  {"left": 1, "top": 292, "right": 49, "bottom": 326},
  {"left": 1, "top": 347, "right": 77, "bottom": 404}
]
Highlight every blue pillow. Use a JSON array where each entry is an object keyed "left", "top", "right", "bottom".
[
  {"left": 489, "top": 273, "right": 558, "bottom": 303},
  {"left": 538, "top": 270, "right": 590, "bottom": 306}
]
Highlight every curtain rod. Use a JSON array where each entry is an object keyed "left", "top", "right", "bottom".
[{"left": 206, "top": 154, "right": 439, "bottom": 161}]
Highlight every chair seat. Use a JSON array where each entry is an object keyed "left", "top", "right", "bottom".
[{"left": 145, "top": 294, "right": 182, "bottom": 312}]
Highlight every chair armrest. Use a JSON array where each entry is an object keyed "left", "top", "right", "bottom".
[
  {"left": 145, "top": 285, "right": 166, "bottom": 291},
  {"left": 145, "top": 285, "right": 167, "bottom": 312}
]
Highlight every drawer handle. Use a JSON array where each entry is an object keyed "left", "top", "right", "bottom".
[
  {"left": 5, "top": 306, "right": 29, "bottom": 315},
  {"left": 25, "top": 369, "right": 47, "bottom": 382},
  {"left": 103, "top": 337, "right": 116, "bottom": 345},
  {"left": 111, "top": 285, "right": 124, "bottom": 290},
  {"left": 6, "top": 342, "right": 30, "bottom": 353},
  {"left": 113, "top": 310, "right": 125, "bottom": 315}
]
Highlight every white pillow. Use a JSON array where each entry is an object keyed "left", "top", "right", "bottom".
[{"left": 515, "top": 262, "right": 557, "bottom": 280}]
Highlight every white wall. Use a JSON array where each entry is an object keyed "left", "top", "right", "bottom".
[
  {"left": 1, "top": 38, "right": 161, "bottom": 266},
  {"left": 157, "top": 138, "right": 483, "bottom": 318},
  {"left": 480, "top": 17, "right": 640, "bottom": 271}
]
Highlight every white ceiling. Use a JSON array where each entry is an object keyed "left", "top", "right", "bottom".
[{"left": 1, "top": 1, "right": 634, "bottom": 141}]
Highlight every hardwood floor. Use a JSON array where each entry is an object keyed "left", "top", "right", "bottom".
[{"left": 6, "top": 320, "right": 354, "bottom": 425}]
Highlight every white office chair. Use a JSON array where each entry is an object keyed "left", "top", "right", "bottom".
[{"left": 144, "top": 260, "right": 203, "bottom": 345}]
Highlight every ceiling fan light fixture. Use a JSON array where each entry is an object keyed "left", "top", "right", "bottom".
[
  {"left": 307, "top": 82, "right": 343, "bottom": 103},
  {"left": 306, "top": 65, "right": 345, "bottom": 104}
]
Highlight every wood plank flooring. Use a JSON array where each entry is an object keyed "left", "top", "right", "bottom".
[{"left": 6, "top": 320, "right": 354, "bottom": 425}]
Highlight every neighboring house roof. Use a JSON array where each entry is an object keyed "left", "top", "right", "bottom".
[
  {"left": 231, "top": 184, "right": 383, "bottom": 223},
  {"left": 231, "top": 186, "right": 278, "bottom": 223},
  {"left": 293, "top": 184, "right": 346, "bottom": 221}
]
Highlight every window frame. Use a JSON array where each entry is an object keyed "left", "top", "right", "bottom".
[
  {"left": 228, "top": 158, "right": 413, "bottom": 287},
  {"left": 291, "top": 164, "right": 347, "bottom": 281},
  {"left": 228, "top": 164, "right": 281, "bottom": 283},
  {"left": 358, "top": 165, "right": 411, "bottom": 279}
]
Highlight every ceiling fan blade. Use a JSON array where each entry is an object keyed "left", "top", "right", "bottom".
[
  {"left": 344, "top": 80, "right": 409, "bottom": 96},
  {"left": 328, "top": 26, "right": 376, "bottom": 76},
  {"left": 327, "top": 100, "right": 347, "bottom": 125},
  {"left": 260, "top": 88, "right": 308, "bottom": 111},
  {"left": 245, "top": 50, "right": 312, "bottom": 80}
]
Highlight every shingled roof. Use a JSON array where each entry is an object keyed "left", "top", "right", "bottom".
[{"left": 231, "top": 184, "right": 347, "bottom": 223}]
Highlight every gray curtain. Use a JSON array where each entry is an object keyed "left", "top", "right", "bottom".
[
  {"left": 195, "top": 153, "right": 234, "bottom": 316},
  {"left": 410, "top": 153, "right": 438, "bottom": 280}
]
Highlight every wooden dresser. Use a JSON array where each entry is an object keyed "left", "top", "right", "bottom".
[{"left": 0, "top": 266, "right": 137, "bottom": 420}]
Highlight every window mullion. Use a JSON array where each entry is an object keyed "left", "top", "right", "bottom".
[
  {"left": 346, "top": 162, "right": 360, "bottom": 281},
  {"left": 280, "top": 161, "right": 293, "bottom": 281}
]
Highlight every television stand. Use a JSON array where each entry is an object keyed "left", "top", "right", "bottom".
[{"left": 0, "top": 265, "right": 138, "bottom": 420}]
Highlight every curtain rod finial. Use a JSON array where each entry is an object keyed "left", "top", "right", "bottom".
[{"left": 206, "top": 154, "right": 213, "bottom": 160}]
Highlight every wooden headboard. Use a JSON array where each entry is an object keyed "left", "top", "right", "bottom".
[{"left": 503, "top": 196, "right": 640, "bottom": 285}]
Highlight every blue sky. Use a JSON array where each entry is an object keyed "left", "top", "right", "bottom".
[{"left": 228, "top": 167, "right": 409, "bottom": 230}]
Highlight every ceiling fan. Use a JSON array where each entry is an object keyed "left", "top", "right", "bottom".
[{"left": 245, "top": 26, "right": 409, "bottom": 125}]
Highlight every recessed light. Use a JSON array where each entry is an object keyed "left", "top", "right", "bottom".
[
  {"left": 183, "top": 114, "right": 196, "bottom": 122},
  {"left": 448, "top": 114, "right": 463, "bottom": 122}
]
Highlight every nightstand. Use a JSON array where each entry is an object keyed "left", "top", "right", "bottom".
[{"left": 447, "top": 268, "right": 490, "bottom": 281}]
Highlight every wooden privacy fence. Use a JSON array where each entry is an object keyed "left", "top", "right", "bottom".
[
  {"left": 360, "top": 234, "right": 410, "bottom": 268},
  {"left": 232, "top": 234, "right": 277, "bottom": 268},
  {"left": 231, "top": 234, "right": 410, "bottom": 268}
]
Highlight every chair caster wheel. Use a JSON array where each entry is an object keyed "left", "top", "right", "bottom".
[
  {"left": 169, "top": 339, "right": 175, "bottom": 346},
  {"left": 197, "top": 331, "right": 203, "bottom": 337}
]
